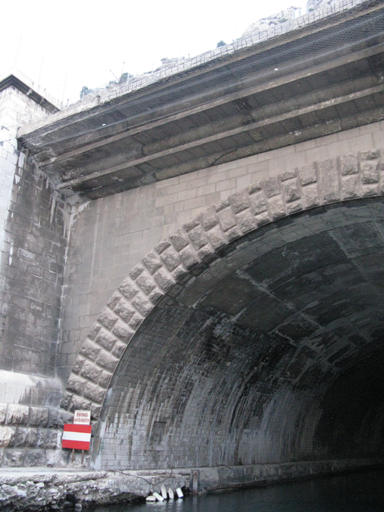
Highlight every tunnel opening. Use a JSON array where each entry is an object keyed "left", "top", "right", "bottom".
[{"left": 93, "top": 198, "right": 384, "bottom": 474}]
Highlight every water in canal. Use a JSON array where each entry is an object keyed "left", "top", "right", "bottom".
[{"left": 92, "top": 468, "right": 384, "bottom": 512}]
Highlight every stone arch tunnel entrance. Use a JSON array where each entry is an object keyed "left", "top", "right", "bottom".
[{"left": 91, "top": 197, "right": 384, "bottom": 471}]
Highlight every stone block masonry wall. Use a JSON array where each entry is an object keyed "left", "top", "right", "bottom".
[
  {"left": 0, "top": 85, "right": 68, "bottom": 377},
  {"left": 59, "top": 120, "right": 384, "bottom": 382},
  {"left": 0, "top": 402, "right": 73, "bottom": 467},
  {"left": 0, "top": 83, "right": 71, "bottom": 467}
]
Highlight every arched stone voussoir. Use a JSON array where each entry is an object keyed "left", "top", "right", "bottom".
[{"left": 64, "top": 147, "right": 384, "bottom": 418}]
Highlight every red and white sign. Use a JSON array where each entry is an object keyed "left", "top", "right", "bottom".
[
  {"left": 62, "top": 424, "right": 92, "bottom": 450},
  {"left": 73, "top": 410, "right": 91, "bottom": 425}
]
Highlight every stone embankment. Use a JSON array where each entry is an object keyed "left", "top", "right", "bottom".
[
  {"left": 0, "top": 468, "right": 189, "bottom": 511},
  {"left": 0, "top": 459, "right": 382, "bottom": 511}
]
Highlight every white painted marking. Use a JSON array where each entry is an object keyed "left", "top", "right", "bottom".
[{"left": 62, "top": 431, "right": 91, "bottom": 442}]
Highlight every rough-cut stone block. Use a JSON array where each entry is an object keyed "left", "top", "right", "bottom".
[
  {"left": 83, "top": 383, "right": 105, "bottom": 404},
  {"left": 172, "top": 265, "right": 188, "bottom": 281},
  {"left": 342, "top": 175, "right": 359, "bottom": 199},
  {"left": 198, "top": 208, "right": 218, "bottom": 231},
  {"left": 29, "top": 407, "right": 49, "bottom": 427},
  {"left": 283, "top": 178, "right": 300, "bottom": 202},
  {"left": 36, "top": 429, "right": 57, "bottom": 449},
  {"left": 98, "top": 307, "right": 119, "bottom": 330},
  {"left": 298, "top": 162, "right": 317, "bottom": 185},
  {"left": 302, "top": 183, "right": 320, "bottom": 208},
  {"left": 247, "top": 182, "right": 262, "bottom": 194},
  {"left": 179, "top": 246, "right": 200, "bottom": 270},
  {"left": 249, "top": 191, "right": 267, "bottom": 214},
  {"left": 60, "top": 392, "right": 73, "bottom": 411},
  {"left": 96, "top": 350, "right": 119, "bottom": 372},
  {"left": 362, "top": 183, "right": 379, "bottom": 197},
  {"left": 4, "top": 449, "right": 24, "bottom": 467},
  {"left": 215, "top": 198, "right": 230, "bottom": 212},
  {"left": 48, "top": 409, "right": 73, "bottom": 429},
  {"left": 69, "top": 396, "right": 92, "bottom": 413},
  {"left": 318, "top": 159, "right": 339, "bottom": 203},
  {"left": 286, "top": 201, "right": 302, "bottom": 214},
  {"left": 154, "top": 267, "right": 175, "bottom": 292},
  {"left": 112, "top": 320, "right": 134, "bottom": 342},
  {"left": 0, "top": 404, "right": 6, "bottom": 424},
  {"left": 197, "top": 245, "right": 214, "bottom": 260},
  {"left": 36, "top": 428, "right": 53, "bottom": 448},
  {"left": 88, "top": 322, "right": 102, "bottom": 341},
  {"left": 6, "top": 405, "right": 29, "bottom": 425},
  {"left": 262, "top": 177, "right": 280, "bottom": 198},
  {"left": 106, "top": 292, "right": 121, "bottom": 310},
  {"left": 98, "top": 371, "right": 113, "bottom": 389},
  {"left": 136, "top": 271, "right": 157, "bottom": 296},
  {"left": 226, "top": 226, "right": 243, "bottom": 242},
  {"left": 90, "top": 403, "right": 101, "bottom": 419},
  {"left": 119, "top": 278, "right": 139, "bottom": 300},
  {"left": 255, "top": 211, "right": 270, "bottom": 226},
  {"left": 112, "top": 340, "right": 127, "bottom": 359},
  {"left": 217, "top": 207, "right": 237, "bottom": 232},
  {"left": 129, "top": 263, "right": 144, "bottom": 280},
  {"left": 129, "top": 314, "right": 143, "bottom": 330},
  {"left": 79, "top": 339, "right": 102, "bottom": 361},
  {"left": 72, "top": 357, "right": 85, "bottom": 375},
  {"left": 361, "top": 161, "right": 379, "bottom": 184},
  {"left": 340, "top": 154, "right": 358, "bottom": 175},
  {"left": 361, "top": 150, "right": 379, "bottom": 160},
  {"left": 0, "top": 426, "right": 15, "bottom": 448},
  {"left": 160, "top": 246, "right": 181, "bottom": 272},
  {"left": 188, "top": 226, "right": 209, "bottom": 250},
  {"left": 148, "top": 288, "right": 163, "bottom": 304},
  {"left": 142, "top": 252, "right": 163, "bottom": 275},
  {"left": 25, "top": 449, "right": 47, "bottom": 467},
  {"left": 183, "top": 219, "right": 200, "bottom": 232},
  {"left": 67, "top": 375, "right": 87, "bottom": 395},
  {"left": 113, "top": 298, "right": 136, "bottom": 323},
  {"left": 80, "top": 361, "right": 103, "bottom": 383},
  {"left": 268, "top": 196, "right": 286, "bottom": 219},
  {"left": 169, "top": 229, "right": 189, "bottom": 251},
  {"left": 132, "top": 292, "right": 154, "bottom": 316},
  {"left": 95, "top": 328, "right": 118, "bottom": 351},
  {"left": 206, "top": 225, "right": 227, "bottom": 250},
  {"left": 229, "top": 191, "right": 250, "bottom": 214},
  {"left": 14, "top": 427, "right": 38, "bottom": 447},
  {"left": 236, "top": 210, "right": 257, "bottom": 234},
  {"left": 155, "top": 240, "right": 171, "bottom": 254},
  {"left": 280, "top": 169, "right": 297, "bottom": 181}
]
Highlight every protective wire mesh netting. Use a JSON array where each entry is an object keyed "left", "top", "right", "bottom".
[{"left": 24, "top": 0, "right": 383, "bottom": 150}]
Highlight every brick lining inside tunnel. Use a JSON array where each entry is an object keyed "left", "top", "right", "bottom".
[{"left": 63, "top": 148, "right": 384, "bottom": 470}]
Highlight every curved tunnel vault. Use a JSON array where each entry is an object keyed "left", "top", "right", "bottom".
[{"left": 93, "top": 198, "right": 384, "bottom": 470}]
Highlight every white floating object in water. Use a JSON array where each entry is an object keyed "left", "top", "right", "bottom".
[
  {"left": 176, "top": 488, "right": 184, "bottom": 498},
  {"left": 146, "top": 495, "right": 156, "bottom": 502},
  {"left": 161, "top": 485, "right": 168, "bottom": 500},
  {"left": 153, "top": 492, "right": 164, "bottom": 502},
  {"left": 168, "top": 488, "right": 174, "bottom": 500}
]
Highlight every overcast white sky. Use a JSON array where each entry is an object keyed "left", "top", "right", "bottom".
[{"left": 1, "top": 0, "right": 307, "bottom": 105}]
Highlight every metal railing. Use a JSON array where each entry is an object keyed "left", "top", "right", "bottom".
[{"left": 72, "top": 0, "right": 368, "bottom": 108}]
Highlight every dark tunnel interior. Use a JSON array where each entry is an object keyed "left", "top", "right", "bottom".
[{"left": 96, "top": 199, "right": 384, "bottom": 470}]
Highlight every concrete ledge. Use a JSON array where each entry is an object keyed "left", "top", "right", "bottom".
[{"left": 0, "top": 458, "right": 382, "bottom": 511}]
